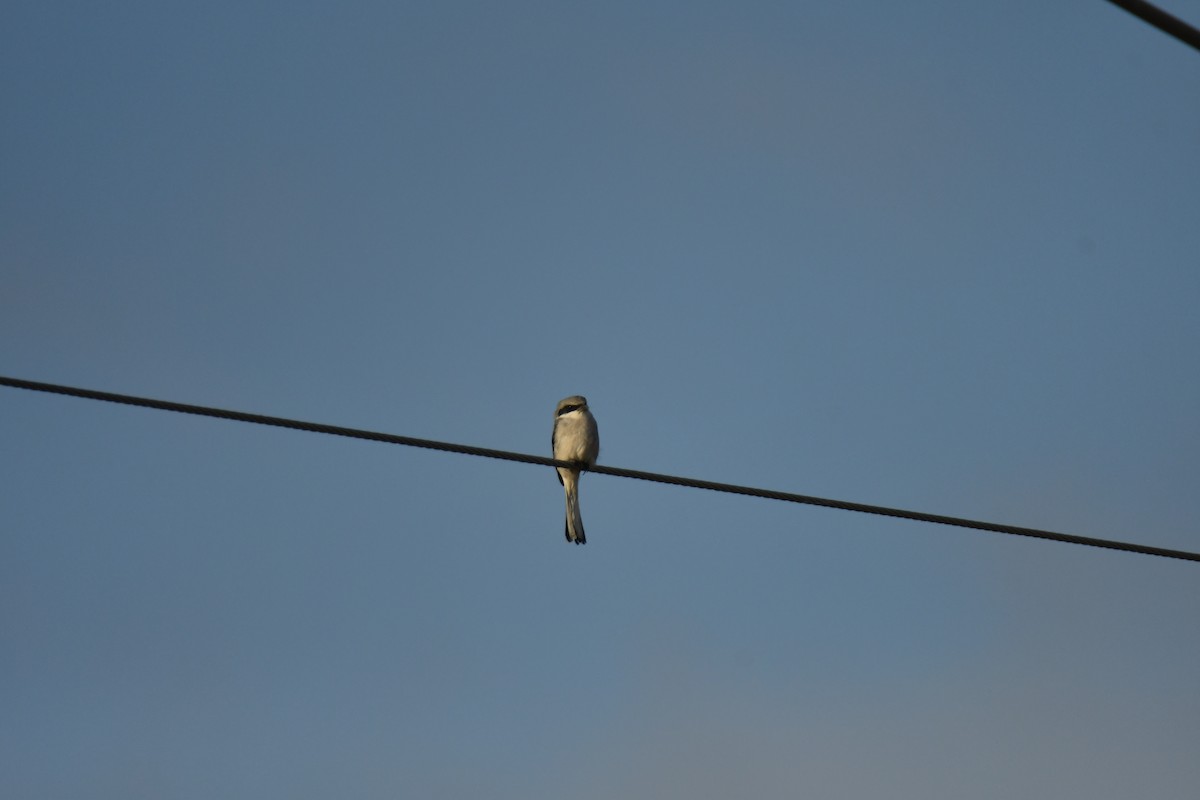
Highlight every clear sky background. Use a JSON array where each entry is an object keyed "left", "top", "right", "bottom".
[{"left": 3, "top": 2, "right": 1199, "bottom": 797}]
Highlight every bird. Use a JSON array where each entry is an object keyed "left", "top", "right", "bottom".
[{"left": 552, "top": 395, "right": 600, "bottom": 545}]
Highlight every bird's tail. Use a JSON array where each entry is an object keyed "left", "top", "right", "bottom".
[{"left": 564, "top": 476, "right": 586, "bottom": 545}]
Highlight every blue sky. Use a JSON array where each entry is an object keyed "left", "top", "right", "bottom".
[{"left": 3, "top": 2, "right": 1199, "bottom": 797}]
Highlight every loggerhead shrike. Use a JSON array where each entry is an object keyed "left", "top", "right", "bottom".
[{"left": 552, "top": 395, "right": 600, "bottom": 545}]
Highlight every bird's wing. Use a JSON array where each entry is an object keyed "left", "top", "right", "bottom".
[{"left": 552, "top": 425, "right": 563, "bottom": 484}]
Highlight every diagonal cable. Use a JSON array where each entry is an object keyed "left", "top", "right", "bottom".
[
  {"left": 2, "top": 374, "right": 1197, "bottom": 563},
  {"left": 1104, "top": 0, "right": 1200, "bottom": 51}
]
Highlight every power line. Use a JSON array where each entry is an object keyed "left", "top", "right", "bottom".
[
  {"left": 3, "top": 374, "right": 1197, "bottom": 563},
  {"left": 1105, "top": 0, "right": 1200, "bottom": 51}
]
